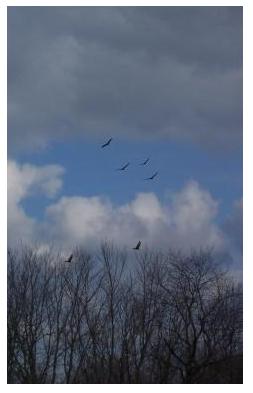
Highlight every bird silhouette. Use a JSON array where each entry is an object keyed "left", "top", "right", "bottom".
[
  {"left": 65, "top": 254, "right": 73, "bottom": 263},
  {"left": 133, "top": 241, "right": 141, "bottom": 250},
  {"left": 140, "top": 158, "right": 150, "bottom": 166},
  {"left": 145, "top": 171, "right": 158, "bottom": 180},
  {"left": 101, "top": 138, "right": 112, "bottom": 148},
  {"left": 117, "top": 162, "right": 130, "bottom": 171}
]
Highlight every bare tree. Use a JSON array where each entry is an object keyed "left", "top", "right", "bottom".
[
  {"left": 7, "top": 243, "right": 242, "bottom": 384},
  {"left": 159, "top": 250, "right": 242, "bottom": 383}
]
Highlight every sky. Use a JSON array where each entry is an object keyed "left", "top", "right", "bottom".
[{"left": 7, "top": 6, "right": 242, "bottom": 276}]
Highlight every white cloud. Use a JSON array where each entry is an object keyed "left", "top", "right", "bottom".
[
  {"left": 8, "top": 160, "right": 64, "bottom": 201},
  {"left": 45, "top": 196, "right": 112, "bottom": 246},
  {"left": 7, "top": 160, "right": 64, "bottom": 245},
  {"left": 170, "top": 180, "right": 225, "bottom": 250},
  {"left": 8, "top": 160, "right": 236, "bottom": 260},
  {"left": 41, "top": 180, "right": 225, "bottom": 253}
]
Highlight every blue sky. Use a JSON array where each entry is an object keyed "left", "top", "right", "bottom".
[
  {"left": 7, "top": 6, "right": 242, "bottom": 275},
  {"left": 17, "top": 137, "right": 242, "bottom": 223}
]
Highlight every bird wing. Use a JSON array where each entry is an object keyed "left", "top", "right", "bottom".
[
  {"left": 101, "top": 138, "right": 112, "bottom": 148},
  {"left": 117, "top": 162, "right": 129, "bottom": 170},
  {"left": 133, "top": 241, "right": 141, "bottom": 249},
  {"left": 140, "top": 158, "right": 149, "bottom": 165},
  {"left": 66, "top": 254, "right": 73, "bottom": 262}
]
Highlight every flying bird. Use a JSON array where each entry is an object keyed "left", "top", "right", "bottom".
[
  {"left": 101, "top": 138, "right": 112, "bottom": 148},
  {"left": 116, "top": 162, "right": 130, "bottom": 171},
  {"left": 133, "top": 241, "right": 141, "bottom": 250},
  {"left": 145, "top": 171, "right": 158, "bottom": 180},
  {"left": 140, "top": 158, "right": 150, "bottom": 166},
  {"left": 65, "top": 254, "right": 73, "bottom": 263}
]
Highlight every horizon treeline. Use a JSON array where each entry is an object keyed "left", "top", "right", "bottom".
[{"left": 7, "top": 244, "right": 243, "bottom": 384}]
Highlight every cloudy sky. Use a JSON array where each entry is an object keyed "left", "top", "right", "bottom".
[{"left": 7, "top": 6, "right": 242, "bottom": 274}]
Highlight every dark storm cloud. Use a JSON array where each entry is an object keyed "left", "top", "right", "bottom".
[{"left": 8, "top": 6, "right": 242, "bottom": 151}]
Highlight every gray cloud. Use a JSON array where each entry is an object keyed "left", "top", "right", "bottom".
[
  {"left": 223, "top": 198, "right": 243, "bottom": 255},
  {"left": 8, "top": 6, "right": 242, "bottom": 152}
]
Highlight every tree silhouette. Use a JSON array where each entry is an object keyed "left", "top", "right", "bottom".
[{"left": 7, "top": 244, "right": 242, "bottom": 384}]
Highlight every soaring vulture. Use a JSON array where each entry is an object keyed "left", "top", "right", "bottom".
[
  {"left": 117, "top": 162, "right": 130, "bottom": 171},
  {"left": 133, "top": 241, "right": 141, "bottom": 250},
  {"left": 140, "top": 158, "right": 150, "bottom": 166},
  {"left": 145, "top": 171, "right": 158, "bottom": 180},
  {"left": 65, "top": 254, "right": 73, "bottom": 263},
  {"left": 101, "top": 138, "right": 112, "bottom": 148}
]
